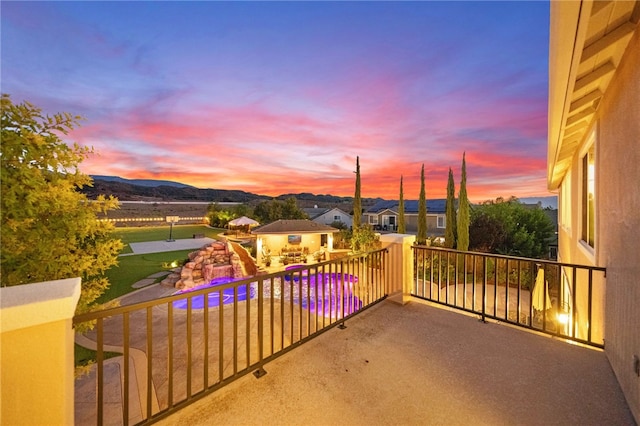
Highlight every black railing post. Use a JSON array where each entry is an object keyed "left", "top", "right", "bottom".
[
  {"left": 167, "top": 302, "right": 174, "bottom": 408},
  {"left": 123, "top": 313, "right": 130, "bottom": 425},
  {"left": 254, "top": 279, "right": 267, "bottom": 378},
  {"left": 146, "top": 307, "right": 153, "bottom": 421},
  {"left": 186, "top": 297, "right": 192, "bottom": 398},
  {"left": 587, "top": 268, "right": 593, "bottom": 343},
  {"left": 481, "top": 256, "right": 487, "bottom": 323},
  {"left": 97, "top": 318, "right": 104, "bottom": 426},
  {"left": 338, "top": 260, "right": 347, "bottom": 329}
]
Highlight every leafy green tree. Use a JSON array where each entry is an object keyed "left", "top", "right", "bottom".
[
  {"left": 469, "top": 197, "right": 555, "bottom": 258},
  {"left": 329, "top": 220, "right": 349, "bottom": 230},
  {"left": 282, "top": 197, "right": 307, "bottom": 219},
  {"left": 445, "top": 168, "right": 457, "bottom": 248},
  {"left": 416, "top": 164, "right": 427, "bottom": 245},
  {"left": 351, "top": 224, "right": 381, "bottom": 253},
  {"left": 232, "top": 203, "right": 252, "bottom": 218},
  {"left": 398, "top": 175, "right": 406, "bottom": 233},
  {"left": 207, "top": 203, "right": 236, "bottom": 227},
  {"left": 457, "top": 153, "right": 470, "bottom": 251},
  {"left": 468, "top": 211, "right": 507, "bottom": 253},
  {"left": 353, "top": 156, "right": 362, "bottom": 230},
  {"left": 253, "top": 197, "right": 307, "bottom": 224},
  {"left": 0, "top": 94, "right": 122, "bottom": 313}
]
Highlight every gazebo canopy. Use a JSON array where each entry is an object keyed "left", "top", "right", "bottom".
[{"left": 228, "top": 216, "right": 260, "bottom": 227}]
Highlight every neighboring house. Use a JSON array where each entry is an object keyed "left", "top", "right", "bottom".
[
  {"left": 548, "top": 1, "right": 639, "bottom": 421},
  {"left": 303, "top": 207, "right": 352, "bottom": 228},
  {"left": 252, "top": 219, "right": 339, "bottom": 263},
  {"left": 363, "top": 199, "right": 447, "bottom": 235}
]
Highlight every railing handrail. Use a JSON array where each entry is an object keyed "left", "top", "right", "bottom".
[
  {"left": 74, "top": 248, "right": 388, "bottom": 324},
  {"left": 74, "top": 247, "right": 389, "bottom": 424},
  {"left": 411, "top": 244, "right": 606, "bottom": 272},
  {"left": 411, "top": 245, "right": 606, "bottom": 348}
]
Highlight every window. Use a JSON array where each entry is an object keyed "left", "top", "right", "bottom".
[
  {"left": 334, "top": 215, "right": 340, "bottom": 221},
  {"left": 581, "top": 145, "right": 595, "bottom": 248},
  {"left": 369, "top": 215, "right": 378, "bottom": 225},
  {"left": 437, "top": 215, "right": 445, "bottom": 228}
]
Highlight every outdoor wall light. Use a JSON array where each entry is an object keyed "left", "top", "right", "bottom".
[{"left": 557, "top": 312, "right": 570, "bottom": 324}]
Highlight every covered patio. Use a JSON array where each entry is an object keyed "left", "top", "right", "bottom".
[{"left": 252, "top": 219, "right": 342, "bottom": 269}]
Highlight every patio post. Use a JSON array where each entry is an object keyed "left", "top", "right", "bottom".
[{"left": 0, "top": 277, "right": 81, "bottom": 425}]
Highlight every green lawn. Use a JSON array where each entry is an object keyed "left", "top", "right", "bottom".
[
  {"left": 113, "top": 224, "right": 224, "bottom": 246},
  {"left": 99, "top": 249, "right": 194, "bottom": 303},
  {"left": 97, "top": 225, "right": 226, "bottom": 303}
]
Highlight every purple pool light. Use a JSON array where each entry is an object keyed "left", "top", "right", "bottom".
[
  {"left": 173, "top": 277, "right": 255, "bottom": 309},
  {"left": 282, "top": 269, "right": 362, "bottom": 317},
  {"left": 299, "top": 288, "right": 362, "bottom": 318},
  {"left": 173, "top": 270, "right": 362, "bottom": 316}
]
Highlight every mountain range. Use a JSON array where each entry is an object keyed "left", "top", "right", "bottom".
[
  {"left": 84, "top": 175, "right": 556, "bottom": 209},
  {"left": 84, "top": 175, "right": 368, "bottom": 208}
]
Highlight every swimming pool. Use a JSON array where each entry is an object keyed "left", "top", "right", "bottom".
[
  {"left": 173, "top": 269, "right": 362, "bottom": 317},
  {"left": 172, "top": 277, "right": 255, "bottom": 310}
]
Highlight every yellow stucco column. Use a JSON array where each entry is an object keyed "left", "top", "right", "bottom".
[
  {"left": 0, "top": 277, "right": 81, "bottom": 426},
  {"left": 379, "top": 233, "right": 415, "bottom": 304}
]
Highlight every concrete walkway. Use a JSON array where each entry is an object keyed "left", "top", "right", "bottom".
[{"left": 123, "top": 237, "right": 216, "bottom": 256}]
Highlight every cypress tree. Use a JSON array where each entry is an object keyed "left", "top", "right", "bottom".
[
  {"left": 353, "top": 156, "right": 361, "bottom": 230},
  {"left": 457, "top": 153, "right": 470, "bottom": 251},
  {"left": 445, "top": 167, "right": 457, "bottom": 248},
  {"left": 398, "top": 175, "right": 406, "bottom": 233},
  {"left": 417, "top": 164, "right": 427, "bottom": 245}
]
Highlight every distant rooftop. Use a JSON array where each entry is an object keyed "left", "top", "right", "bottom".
[
  {"left": 252, "top": 219, "right": 339, "bottom": 234},
  {"left": 366, "top": 199, "right": 447, "bottom": 214}
]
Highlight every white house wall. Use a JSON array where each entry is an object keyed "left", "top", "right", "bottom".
[{"left": 311, "top": 210, "right": 352, "bottom": 228}]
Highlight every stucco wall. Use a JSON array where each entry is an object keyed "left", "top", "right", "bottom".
[
  {"left": 596, "top": 28, "right": 640, "bottom": 421},
  {"left": 258, "top": 233, "right": 326, "bottom": 258},
  {"left": 0, "top": 278, "right": 81, "bottom": 425},
  {"left": 313, "top": 210, "right": 352, "bottom": 228}
]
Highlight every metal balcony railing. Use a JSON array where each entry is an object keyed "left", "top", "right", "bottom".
[
  {"left": 412, "top": 246, "right": 606, "bottom": 348},
  {"left": 73, "top": 248, "right": 388, "bottom": 425}
]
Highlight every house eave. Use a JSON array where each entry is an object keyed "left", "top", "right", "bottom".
[{"left": 548, "top": 0, "right": 639, "bottom": 190}]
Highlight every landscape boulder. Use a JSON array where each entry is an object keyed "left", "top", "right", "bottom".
[{"left": 160, "top": 240, "right": 244, "bottom": 290}]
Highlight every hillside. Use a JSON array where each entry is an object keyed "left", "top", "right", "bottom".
[
  {"left": 82, "top": 177, "right": 270, "bottom": 203},
  {"left": 82, "top": 176, "right": 380, "bottom": 209}
]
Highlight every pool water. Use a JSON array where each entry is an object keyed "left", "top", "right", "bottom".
[
  {"left": 172, "top": 277, "right": 255, "bottom": 310},
  {"left": 173, "top": 270, "right": 362, "bottom": 317}
]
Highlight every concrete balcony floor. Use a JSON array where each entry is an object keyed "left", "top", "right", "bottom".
[{"left": 159, "top": 299, "right": 635, "bottom": 425}]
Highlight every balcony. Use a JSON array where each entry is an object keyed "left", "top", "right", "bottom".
[
  {"left": 1, "top": 239, "right": 635, "bottom": 425},
  {"left": 157, "top": 300, "right": 634, "bottom": 425}
]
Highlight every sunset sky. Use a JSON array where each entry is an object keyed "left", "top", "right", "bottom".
[{"left": 2, "top": 1, "right": 550, "bottom": 202}]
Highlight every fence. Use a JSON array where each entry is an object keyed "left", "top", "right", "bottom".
[
  {"left": 412, "top": 246, "right": 606, "bottom": 348},
  {"left": 73, "top": 248, "right": 388, "bottom": 425}
]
